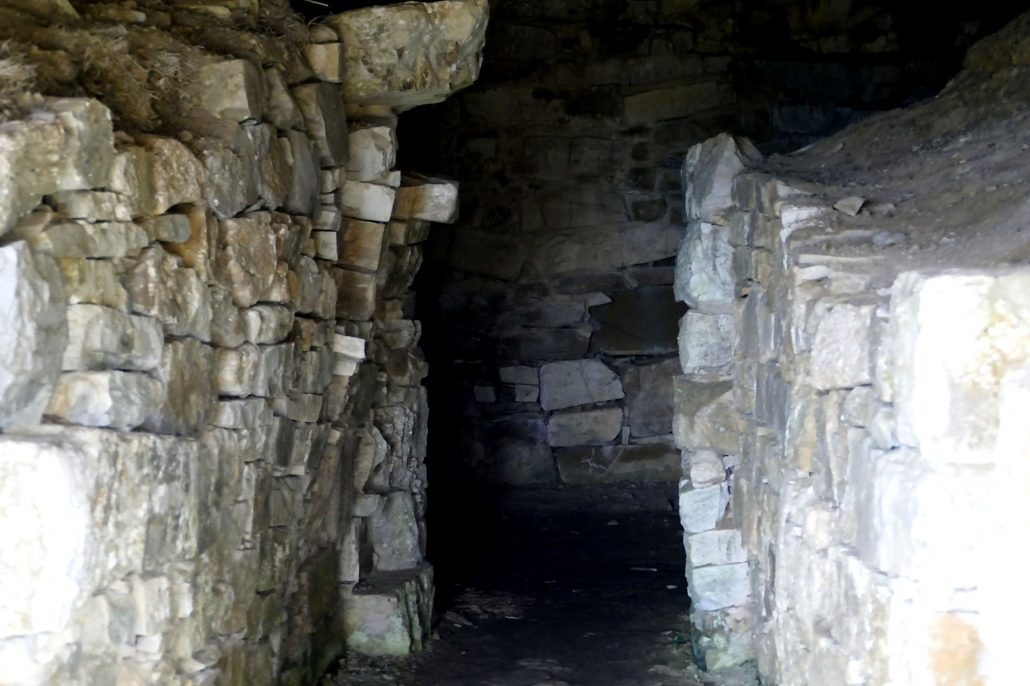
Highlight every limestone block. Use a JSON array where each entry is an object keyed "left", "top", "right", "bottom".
[
  {"left": 539, "top": 359, "right": 624, "bottom": 411},
  {"left": 208, "top": 286, "right": 247, "bottom": 348},
  {"left": 197, "top": 59, "right": 265, "bottom": 122},
  {"left": 194, "top": 139, "right": 250, "bottom": 219},
  {"left": 63, "top": 304, "right": 162, "bottom": 372},
  {"left": 295, "top": 257, "right": 337, "bottom": 319},
  {"left": 341, "top": 181, "right": 396, "bottom": 223},
  {"left": 271, "top": 393, "right": 323, "bottom": 423},
  {"left": 0, "top": 244, "right": 67, "bottom": 429},
  {"left": 515, "top": 385, "right": 539, "bottom": 403},
  {"left": 343, "top": 564, "right": 433, "bottom": 656},
  {"left": 678, "top": 312, "right": 735, "bottom": 374},
  {"left": 499, "top": 366, "right": 538, "bottom": 385},
  {"left": 315, "top": 227, "right": 339, "bottom": 261},
  {"left": 673, "top": 378, "right": 740, "bottom": 455},
  {"left": 57, "top": 258, "right": 127, "bottom": 309},
  {"left": 555, "top": 443, "right": 680, "bottom": 484},
  {"left": 24, "top": 220, "right": 149, "bottom": 259},
  {"left": 246, "top": 124, "right": 290, "bottom": 210},
  {"left": 333, "top": 333, "right": 367, "bottom": 360},
  {"left": 547, "top": 407, "right": 623, "bottom": 447},
  {"left": 137, "top": 136, "right": 207, "bottom": 217},
  {"left": 50, "top": 191, "right": 132, "bottom": 222},
  {"left": 683, "top": 134, "right": 761, "bottom": 225},
  {"left": 687, "top": 563, "right": 750, "bottom": 611},
  {"left": 282, "top": 130, "right": 320, "bottom": 216},
  {"left": 685, "top": 529, "right": 747, "bottom": 568},
  {"left": 212, "top": 398, "right": 272, "bottom": 429},
  {"left": 347, "top": 125, "right": 396, "bottom": 182},
  {"left": 216, "top": 213, "right": 278, "bottom": 308},
  {"left": 675, "top": 222, "right": 735, "bottom": 312},
  {"left": 533, "top": 222, "right": 680, "bottom": 275},
  {"left": 264, "top": 67, "right": 304, "bottom": 131},
  {"left": 393, "top": 176, "right": 459, "bottom": 224},
  {"left": 327, "top": 0, "right": 488, "bottom": 110},
  {"left": 144, "top": 339, "right": 217, "bottom": 435},
  {"left": 809, "top": 302, "right": 876, "bottom": 390},
  {"left": 624, "top": 358, "right": 680, "bottom": 438},
  {"left": 216, "top": 344, "right": 292, "bottom": 397},
  {"left": 335, "top": 269, "right": 377, "bottom": 321},
  {"left": 691, "top": 605, "right": 757, "bottom": 671},
  {"left": 295, "top": 348, "right": 333, "bottom": 394},
  {"left": 0, "top": 98, "right": 114, "bottom": 236},
  {"left": 304, "top": 42, "right": 346, "bottom": 83},
  {"left": 292, "top": 83, "right": 349, "bottom": 167},
  {"left": 45, "top": 371, "right": 162, "bottom": 430},
  {"left": 592, "top": 286, "right": 686, "bottom": 355},
  {"left": 126, "top": 246, "right": 212, "bottom": 341},
  {"left": 686, "top": 450, "right": 726, "bottom": 487},
  {"left": 679, "top": 480, "right": 730, "bottom": 533},
  {"left": 340, "top": 219, "right": 387, "bottom": 272},
  {"left": 368, "top": 492, "right": 421, "bottom": 572}
]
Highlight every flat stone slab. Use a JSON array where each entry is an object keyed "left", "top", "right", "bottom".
[
  {"left": 343, "top": 563, "right": 434, "bottom": 657},
  {"left": 547, "top": 407, "right": 623, "bottom": 447}
]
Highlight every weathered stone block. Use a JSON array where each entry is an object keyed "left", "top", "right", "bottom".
[
  {"left": 343, "top": 565, "right": 433, "bottom": 656},
  {"left": 679, "top": 480, "right": 730, "bottom": 533},
  {"left": 686, "top": 563, "right": 750, "bottom": 611},
  {"left": 293, "top": 83, "right": 349, "bottom": 167},
  {"left": 327, "top": 0, "right": 488, "bottom": 110},
  {"left": 685, "top": 529, "right": 747, "bottom": 568},
  {"left": 46, "top": 371, "right": 162, "bottom": 430},
  {"left": 347, "top": 125, "right": 396, "bottom": 182},
  {"left": 143, "top": 339, "right": 217, "bottom": 435},
  {"left": 126, "top": 246, "right": 212, "bottom": 341},
  {"left": 197, "top": 59, "right": 265, "bottom": 122},
  {"left": 340, "top": 219, "right": 387, "bottom": 272},
  {"left": 0, "top": 244, "right": 67, "bottom": 430},
  {"left": 216, "top": 344, "right": 292, "bottom": 397},
  {"left": 683, "top": 133, "right": 760, "bottom": 225},
  {"left": 58, "top": 258, "right": 127, "bottom": 309},
  {"left": 264, "top": 67, "right": 304, "bottom": 131},
  {"left": 368, "top": 492, "right": 421, "bottom": 572},
  {"left": 678, "top": 312, "right": 735, "bottom": 373},
  {"left": 675, "top": 222, "right": 735, "bottom": 312},
  {"left": 539, "top": 359, "right": 624, "bottom": 411},
  {"left": 341, "top": 181, "right": 396, "bottom": 223},
  {"left": 624, "top": 358, "right": 680, "bottom": 438},
  {"left": 547, "top": 407, "right": 623, "bottom": 447},
  {"left": 24, "top": 220, "right": 149, "bottom": 259},
  {"left": 393, "top": 177, "right": 459, "bottom": 224},
  {"left": 304, "top": 42, "right": 346, "bottom": 83},
  {"left": 810, "top": 302, "right": 876, "bottom": 390},
  {"left": 63, "top": 304, "right": 162, "bottom": 372},
  {"left": 334, "top": 269, "right": 377, "bottom": 321},
  {"left": 50, "top": 191, "right": 132, "bottom": 223},
  {"left": 216, "top": 213, "right": 278, "bottom": 308}
]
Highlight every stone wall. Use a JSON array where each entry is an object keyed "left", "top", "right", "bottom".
[
  {"left": 400, "top": 0, "right": 1018, "bottom": 494},
  {"left": 673, "top": 12, "right": 1030, "bottom": 681},
  {"left": 0, "top": 1, "right": 485, "bottom": 684}
]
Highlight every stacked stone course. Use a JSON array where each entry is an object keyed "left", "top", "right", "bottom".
[{"left": 0, "top": 1, "right": 486, "bottom": 684}]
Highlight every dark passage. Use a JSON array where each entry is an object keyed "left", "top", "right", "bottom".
[{"left": 326, "top": 497, "right": 704, "bottom": 685}]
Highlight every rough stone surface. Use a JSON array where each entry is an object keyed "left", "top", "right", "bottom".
[
  {"left": 547, "top": 407, "right": 623, "bottom": 447},
  {"left": 539, "top": 359, "right": 624, "bottom": 411}
]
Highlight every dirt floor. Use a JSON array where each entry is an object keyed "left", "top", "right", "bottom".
[{"left": 321, "top": 506, "right": 745, "bottom": 686}]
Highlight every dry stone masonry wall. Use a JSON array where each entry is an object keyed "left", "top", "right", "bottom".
[
  {"left": 0, "top": 1, "right": 486, "bottom": 684},
  {"left": 404, "top": 0, "right": 1017, "bottom": 493},
  {"left": 673, "top": 13, "right": 1030, "bottom": 682}
]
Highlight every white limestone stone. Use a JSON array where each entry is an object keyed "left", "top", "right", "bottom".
[
  {"left": 138, "top": 214, "right": 191, "bottom": 243},
  {"left": 346, "top": 125, "right": 396, "bottom": 182},
  {"left": 137, "top": 136, "right": 207, "bottom": 217},
  {"left": 197, "top": 59, "right": 265, "bottom": 122},
  {"left": 333, "top": 334, "right": 367, "bottom": 360},
  {"left": 58, "top": 258, "right": 127, "bottom": 309},
  {"left": 675, "top": 221, "right": 734, "bottom": 313},
  {"left": 547, "top": 407, "right": 623, "bottom": 447},
  {"left": 539, "top": 359, "right": 624, "bottom": 411},
  {"left": 292, "top": 83, "right": 349, "bottom": 167},
  {"left": 272, "top": 394, "right": 323, "bottom": 423},
  {"left": 194, "top": 139, "right": 250, "bottom": 219},
  {"left": 341, "top": 180, "right": 396, "bottom": 223},
  {"left": 242, "top": 305, "right": 295, "bottom": 345},
  {"left": 23, "top": 220, "right": 149, "bottom": 259},
  {"left": 312, "top": 230, "right": 338, "bottom": 260},
  {"left": 368, "top": 492, "right": 421, "bottom": 572},
  {"left": 263, "top": 67, "right": 304, "bottom": 131},
  {"left": 0, "top": 243, "right": 67, "bottom": 430},
  {"left": 809, "top": 302, "right": 876, "bottom": 390},
  {"left": 683, "top": 133, "right": 760, "bottom": 225},
  {"left": 247, "top": 123, "right": 290, "bottom": 210},
  {"left": 687, "top": 450, "right": 727, "bottom": 486},
  {"left": 687, "top": 563, "right": 750, "bottom": 611},
  {"left": 216, "top": 213, "right": 278, "bottom": 308},
  {"left": 45, "top": 371, "right": 162, "bottom": 430},
  {"left": 685, "top": 529, "right": 747, "bottom": 568},
  {"left": 63, "top": 304, "right": 163, "bottom": 372},
  {"left": 144, "top": 338, "right": 217, "bottom": 435},
  {"left": 678, "top": 312, "right": 735, "bottom": 373},
  {"left": 679, "top": 480, "right": 730, "bottom": 533},
  {"left": 392, "top": 176, "right": 459, "bottom": 224},
  {"left": 216, "top": 344, "right": 292, "bottom": 398},
  {"left": 125, "top": 245, "right": 212, "bottom": 341}
]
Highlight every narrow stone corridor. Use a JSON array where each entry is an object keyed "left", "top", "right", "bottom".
[{"left": 325, "top": 501, "right": 718, "bottom": 686}]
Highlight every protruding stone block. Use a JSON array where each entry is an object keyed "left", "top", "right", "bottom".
[
  {"left": 675, "top": 222, "right": 735, "bottom": 312},
  {"left": 292, "top": 83, "right": 349, "bottom": 167},
  {"left": 216, "top": 214, "right": 278, "bottom": 308},
  {"left": 393, "top": 176, "right": 459, "bottom": 224},
  {"left": 197, "top": 59, "right": 265, "bottom": 122},
  {"left": 686, "top": 563, "right": 750, "bottom": 611},
  {"left": 341, "top": 181, "right": 396, "bottom": 223},
  {"left": 343, "top": 564, "right": 433, "bottom": 656},
  {"left": 683, "top": 133, "right": 760, "bottom": 225},
  {"left": 304, "top": 43, "right": 346, "bottom": 83},
  {"left": 347, "top": 125, "right": 397, "bottom": 182}
]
